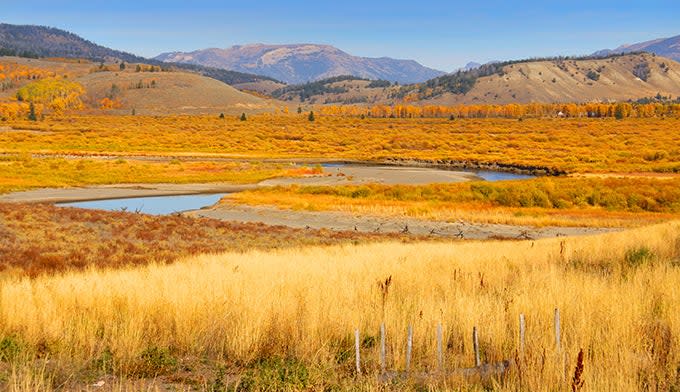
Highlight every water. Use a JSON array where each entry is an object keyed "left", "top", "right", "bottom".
[
  {"left": 58, "top": 193, "right": 227, "bottom": 215},
  {"left": 471, "top": 170, "right": 535, "bottom": 181},
  {"left": 58, "top": 166, "right": 534, "bottom": 216}
]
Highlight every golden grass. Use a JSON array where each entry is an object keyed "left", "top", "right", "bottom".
[
  {"left": 1, "top": 221, "right": 679, "bottom": 390},
  {"left": 229, "top": 177, "right": 680, "bottom": 228},
  {"left": 0, "top": 155, "right": 306, "bottom": 193},
  {"left": 1, "top": 115, "right": 679, "bottom": 174}
]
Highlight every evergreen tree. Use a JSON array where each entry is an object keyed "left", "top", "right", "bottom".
[
  {"left": 119, "top": 62, "right": 126, "bottom": 71},
  {"left": 308, "top": 111, "right": 315, "bottom": 122},
  {"left": 28, "top": 102, "right": 37, "bottom": 121},
  {"left": 240, "top": 113, "right": 247, "bottom": 121}
]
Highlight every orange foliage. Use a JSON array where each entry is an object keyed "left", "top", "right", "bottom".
[
  {"left": 99, "top": 97, "right": 123, "bottom": 110},
  {"left": 320, "top": 102, "right": 680, "bottom": 119}
]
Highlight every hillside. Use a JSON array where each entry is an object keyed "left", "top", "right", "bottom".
[
  {"left": 79, "top": 70, "right": 272, "bottom": 115},
  {"left": 0, "top": 23, "right": 277, "bottom": 86},
  {"left": 0, "top": 56, "right": 274, "bottom": 115},
  {"left": 425, "top": 53, "right": 680, "bottom": 105},
  {"left": 154, "top": 44, "right": 445, "bottom": 84},
  {"left": 278, "top": 53, "right": 680, "bottom": 105},
  {"left": 594, "top": 34, "right": 680, "bottom": 62}
]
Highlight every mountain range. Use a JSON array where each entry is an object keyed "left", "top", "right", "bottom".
[
  {"left": 593, "top": 34, "right": 680, "bottom": 62},
  {"left": 154, "top": 44, "right": 445, "bottom": 84},
  {"left": 0, "top": 23, "right": 277, "bottom": 85}
]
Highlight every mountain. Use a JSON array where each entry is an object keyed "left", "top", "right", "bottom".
[
  {"left": 275, "top": 53, "right": 680, "bottom": 105},
  {"left": 154, "top": 44, "right": 446, "bottom": 84},
  {"left": 593, "top": 35, "right": 680, "bottom": 62},
  {"left": 461, "top": 62, "right": 482, "bottom": 71},
  {"left": 0, "top": 23, "right": 277, "bottom": 86}
]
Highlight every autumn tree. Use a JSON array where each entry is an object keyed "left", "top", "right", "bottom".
[{"left": 16, "top": 78, "right": 85, "bottom": 115}]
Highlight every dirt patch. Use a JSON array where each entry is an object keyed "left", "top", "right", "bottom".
[{"left": 190, "top": 203, "right": 618, "bottom": 240}]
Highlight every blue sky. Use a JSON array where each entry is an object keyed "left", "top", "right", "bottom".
[{"left": 2, "top": 0, "right": 679, "bottom": 71}]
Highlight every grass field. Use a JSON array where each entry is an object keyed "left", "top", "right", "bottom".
[
  {"left": 1, "top": 221, "right": 678, "bottom": 390},
  {"left": 228, "top": 177, "right": 680, "bottom": 227},
  {"left": 0, "top": 155, "right": 316, "bottom": 193},
  {"left": 1, "top": 115, "right": 679, "bottom": 173}
]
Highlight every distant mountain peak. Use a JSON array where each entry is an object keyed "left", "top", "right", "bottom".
[
  {"left": 593, "top": 34, "right": 680, "bottom": 61},
  {"left": 154, "top": 43, "right": 445, "bottom": 84}
]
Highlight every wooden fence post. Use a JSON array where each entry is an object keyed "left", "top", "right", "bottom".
[
  {"left": 473, "top": 326, "right": 480, "bottom": 367},
  {"left": 406, "top": 325, "right": 413, "bottom": 373},
  {"left": 437, "top": 322, "right": 443, "bottom": 371},
  {"left": 519, "top": 313, "right": 526, "bottom": 355},
  {"left": 554, "top": 308, "right": 561, "bottom": 353},
  {"left": 380, "top": 323, "right": 386, "bottom": 373},
  {"left": 355, "top": 329, "right": 361, "bottom": 375}
]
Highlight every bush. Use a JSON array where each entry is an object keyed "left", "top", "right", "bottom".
[
  {"left": 625, "top": 247, "right": 655, "bottom": 268},
  {"left": 238, "top": 358, "right": 309, "bottom": 391}
]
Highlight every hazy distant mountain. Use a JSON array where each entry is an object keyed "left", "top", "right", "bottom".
[
  {"left": 0, "top": 23, "right": 277, "bottom": 85},
  {"left": 154, "top": 44, "right": 446, "bottom": 84},
  {"left": 593, "top": 35, "right": 680, "bottom": 61},
  {"left": 461, "top": 62, "right": 482, "bottom": 71}
]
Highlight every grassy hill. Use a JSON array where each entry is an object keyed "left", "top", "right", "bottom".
[
  {"left": 277, "top": 53, "right": 680, "bottom": 105},
  {"left": 0, "top": 56, "right": 275, "bottom": 115}
]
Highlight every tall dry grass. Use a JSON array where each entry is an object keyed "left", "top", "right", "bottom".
[{"left": 1, "top": 222, "right": 679, "bottom": 390}]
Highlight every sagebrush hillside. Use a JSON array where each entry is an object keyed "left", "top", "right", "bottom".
[
  {"left": 0, "top": 56, "right": 274, "bottom": 115},
  {"left": 278, "top": 53, "right": 680, "bottom": 105}
]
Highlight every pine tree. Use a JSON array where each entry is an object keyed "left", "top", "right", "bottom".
[
  {"left": 308, "top": 111, "right": 315, "bottom": 122},
  {"left": 27, "top": 102, "right": 37, "bottom": 121},
  {"left": 240, "top": 113, "right": 247, "bottom": 121}
]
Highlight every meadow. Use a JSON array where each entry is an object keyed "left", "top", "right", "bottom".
[
  {"left": 0, "top": 112, "right": 679, "bottom": 390},
  {"left": 1, "top": 221, "right": 678, "bottom": 390},
  {"left": 230, "top": 177, "right": 680, "bottom": 227},
  {"left": 0, "top": 115, "right": 679, "bottom": 173},
  {"left": 0, "top": 154, "right": 322, "bottom": 193}
]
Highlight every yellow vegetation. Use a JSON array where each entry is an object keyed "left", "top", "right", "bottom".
[
  {"left": 0, "top": 155, "right": 308, "bottom": 193},
  {"left": 230, "top": 177, "right": 680, "bottom": 227},
  {"left": 1, "top": 116, "right": 679, "bottom": 174},
  {"left": 15, "top": 78, "right": 85, "bottom": 114},
  {"left": 1, "top": 222, "right": 678, "bottom": 390}
]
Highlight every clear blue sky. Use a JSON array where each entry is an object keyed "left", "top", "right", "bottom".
[{"left": 3, "top": 0, "right": 679, "bottom": 71}]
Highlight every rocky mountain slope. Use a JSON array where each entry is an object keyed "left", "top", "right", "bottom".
[{"left": 154, "top": 44, "right": 445, "bottom": 84}]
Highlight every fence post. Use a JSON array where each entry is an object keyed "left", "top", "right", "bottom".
[
  {"left": 355, "top": 329, "right": 361, "bottom": 375},
  {"left": 406, "top": 325, "right": 413, "bottom": 373},
  {"left": 554, "top": 308, "right": 561, "bottom": 353},
  {"left": 519, "top": 313, "right": 526, "bottom": 355},
  {"left": 473, "top": 326, "right": 480, "bottom": 367},
  {"left": 380, "top": 323, "right": 386, "bottom": 374},
  {"left": 437, "top": 322, "right": 443, "bottom": 371}
]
